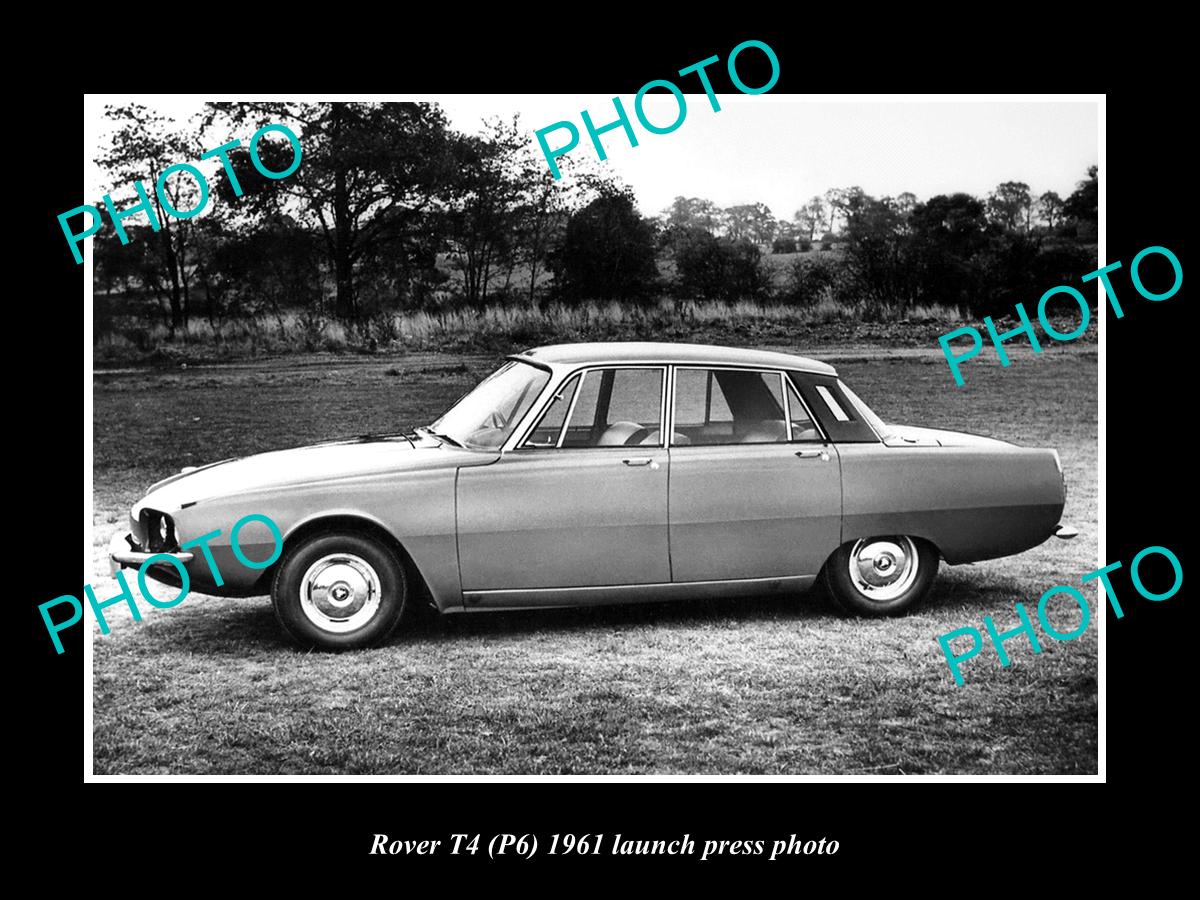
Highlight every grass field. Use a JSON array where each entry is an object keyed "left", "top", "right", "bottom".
[{"left": 90, "top": 339, "right": 1097, "bottom": 775}]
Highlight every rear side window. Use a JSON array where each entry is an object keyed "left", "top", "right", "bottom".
[
  {"left": 789, "top": 372, "right": 879, "bottom": 442},
  {"left": 815, "top": 385, "right": 850, "bottom": 421}
]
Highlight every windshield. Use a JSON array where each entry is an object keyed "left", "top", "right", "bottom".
[
  {"left": 838, "top": 380, "right": 893, "bottom": 439},
  {"left": 431, "top": 360, "right": 550, "bottom": 450}
]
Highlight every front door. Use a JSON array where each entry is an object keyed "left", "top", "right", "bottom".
[
  {"left": 456, "top": 366, "right": 670, "bottom": 603},
  {"left": 667, "top": 367, "right": 842, "bottom": 582}
]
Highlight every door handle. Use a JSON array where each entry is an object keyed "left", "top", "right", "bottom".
[
  {"left": 622, "top": 457, "right": 660, "bottom": 469},
  {"left": 795, "top": 449, "right": 830, "bottom": 460}
]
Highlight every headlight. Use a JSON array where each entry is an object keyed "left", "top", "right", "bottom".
[{"left": 139, "top": 508, "right": 177, "bottom": 552}]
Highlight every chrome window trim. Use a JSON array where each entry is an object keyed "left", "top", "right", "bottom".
[
  {"left": 779, "top": 371, "right": 789, "bottom": 436},
  {"left": 666, "top": 364, "right": 829, "bottom": 448},
  {"left": 508, "top": 364, "right": 668, "bottom": 452},
  {"left": 556, "top": 372, "right": 585, "bottom": 448},
  {"left": 785, "top": 375, "right": 829, "bottom": 443}
]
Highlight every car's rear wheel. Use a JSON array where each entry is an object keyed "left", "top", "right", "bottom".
[
  {"left": 822, "top": 535, "right": 937, "bottom": 616},
  {"left": 271, "top": 531, "right": 406, "bottom": 649}
]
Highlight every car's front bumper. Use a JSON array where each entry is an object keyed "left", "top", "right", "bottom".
[{"left": 108, "top": 531, "right": 194, "bottom": 576}]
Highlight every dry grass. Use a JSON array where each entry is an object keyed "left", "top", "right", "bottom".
[
  {"left": 90, "top": 341, "right": 1097, "bottom": 774},
  {"left": 94, "top": 298, "right": 971, "bottom": 364}
]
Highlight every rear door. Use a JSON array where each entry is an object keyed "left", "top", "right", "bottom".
[{"left": 667, "top": 367, "right": 842, "bottom": 582}]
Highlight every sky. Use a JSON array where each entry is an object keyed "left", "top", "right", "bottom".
[{"left": 84, "top": 95, "right": 1098, "bottom": 220}]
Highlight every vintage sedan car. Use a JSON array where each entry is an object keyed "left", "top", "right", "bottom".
[{"left": 110, "top": 342, "right": 1075, "bottom": 649}]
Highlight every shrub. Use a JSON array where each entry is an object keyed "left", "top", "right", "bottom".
[
  {"left": 672, "top": 228, "right": 770, "bottom": 301},
  {"left": 550, "top": 190, "right": 659, "bottom": 303},
  {"left": 782, "top": 254, "right": 845, "bottom": 307}
]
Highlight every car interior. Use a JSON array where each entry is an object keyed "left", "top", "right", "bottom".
[{"left": 523, "top": 367, "right": 824, "bottom": 448}]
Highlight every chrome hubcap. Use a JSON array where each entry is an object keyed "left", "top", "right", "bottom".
[
  {"left": 848, "top": 536, "right": 919, "bottom": 602},
  {"left": 299, "top": 553, "right": 381, "bottom": 633}
]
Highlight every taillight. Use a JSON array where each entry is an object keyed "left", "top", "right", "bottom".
[{"left": 1052, "top": 450, "right": 1067, "bottom": 501}]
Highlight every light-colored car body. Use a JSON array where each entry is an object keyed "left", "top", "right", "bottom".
[{"left": 112, "top": 342, "right": 1070, "bottom": 614}]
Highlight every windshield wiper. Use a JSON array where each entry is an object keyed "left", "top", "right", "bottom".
[{"left": 416, "top": 425, "right": 464, "bottom": 448}]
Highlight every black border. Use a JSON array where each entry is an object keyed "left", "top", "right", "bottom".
[{"left": 28, "top": 23, "right": 1194, "bottom": 882}]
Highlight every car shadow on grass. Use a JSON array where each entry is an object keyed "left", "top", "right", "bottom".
[
  {"left": 426, "top": 589, "right": 830, "bottom": 641},
  {"left": 157, "top": 564, "right": 1026, "bottom": 655},
  {"left": 421, "top": 565, "right": 1029, "bottom": 642},
  {"left": 922, "top": 566, "right": 1036, "bottom": 613}
]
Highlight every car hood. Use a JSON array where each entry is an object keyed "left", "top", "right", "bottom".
[
  {"left": 140, "top": 433, "right": 497, "bottom": 511},
  {"left": 881, "top": 425, "right": 1013, "bottom": 448}
]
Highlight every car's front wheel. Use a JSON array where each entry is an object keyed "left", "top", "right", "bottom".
[
  {"left": 822, "top": 535, "right": 938, "bottom": 616},
  {"left": 271, "top": 531, "right": 407, "bottom": 649}
]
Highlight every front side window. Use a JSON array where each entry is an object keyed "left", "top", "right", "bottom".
[
  {"left": 672, "top": 368, "right": 793, "bottom": 445},
  {"left": 522, "top": 374, "right": 581, "bottom": 448},
  {"left": 431, "top": 360, "right": 550, "bottom": 450},
  {"left": 558, "top": 367, "right": 665, "bottom": 448}
]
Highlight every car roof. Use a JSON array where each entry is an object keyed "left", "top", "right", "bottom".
[{"left": 515, "top": 342, "right": 837, "bottom": 375}]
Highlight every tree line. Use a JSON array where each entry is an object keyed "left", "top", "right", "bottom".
[
  {"left": 93, "top": 101, "right": 1098, "bottom": 333},
  {"left": 653, "top": 172, "right": 1097, "bottom": 316}
]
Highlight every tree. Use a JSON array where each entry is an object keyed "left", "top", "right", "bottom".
[
  {"left": 550, "top": 186, "right": 659, "bottom": 302},
  {"left": 1063, "top": 166, "right": 1098, "bottom": 238},
  {"left": 823, "top": 187, "right": 864, "bottom": 234},
  {"left": 661, "top": 196, "right": 721, "bottom": 233},
  {"left": 843, "top": 194, "right": 915, "bottom": 316},
  {"left": 97, "top": 104, "right": 204, "bottom": 336},
  {"left": 771, "top": 220, "right": 799, "bottom": 254},
  {"left": 723, "top": 203, "right": 777, "bottom": 244},
  {"left": 908, "top": 193, "right": 995, "bottom": 313},
  {"left": 986, "top": 181, "right": 1033, "bottom": 232},
  {"left": 893, "top": 192, "right": 919, "bottom": 218},
  {"left": 504, "top": 131, "right": 586, "bottom": 306},
  {"left": 194, "top": 214, "right": 322, "bottom": 326},
  {"left": 1035, "top": 191, "right": 1065, "bottom": 230},
  {"left": 204, "top": 101, "right": 458, "bottom": 318},
  {"left": 793, "top": 196, "right": 829, "bottom": 245},
  {"left": 444, "top": 117, "right": 525, "bottom": 305}
]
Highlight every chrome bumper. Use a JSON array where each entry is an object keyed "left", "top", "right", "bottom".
[
  {"left": 108, "top": 531, "right": 194, "bottom": 576},
  {"left": 1053, "top": 523, "right": 1079, "bottom": 540}
]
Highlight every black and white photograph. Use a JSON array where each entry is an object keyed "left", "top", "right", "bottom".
[{"left": 81, "top": 90, "right": 1103, "bottom": 777}]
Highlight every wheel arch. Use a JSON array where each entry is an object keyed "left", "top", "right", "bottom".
[
  {"left": 823, "top": 531, "right": 944, "bottom": 574},
  {"left": 258, "top": 513, "right": 440, "bottom": 611}
]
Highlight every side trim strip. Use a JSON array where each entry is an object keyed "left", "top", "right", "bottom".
[{"left": 463, "top": 574, "right": 815, "bottom": 608}]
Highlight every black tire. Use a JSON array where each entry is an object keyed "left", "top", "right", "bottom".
[
  {"left": 822, "top": 535, "right": 938, "bottom": 616},
  {"left": 271, "top": 531, "right": 407, "bottom": 650}
]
